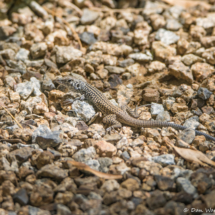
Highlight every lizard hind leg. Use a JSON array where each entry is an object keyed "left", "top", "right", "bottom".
[
  {"left": 121, "top": 105, "right": 140, "bottom": 118},
  {"left": 103, "top": 114, "right": 122, "bottom": 132}
]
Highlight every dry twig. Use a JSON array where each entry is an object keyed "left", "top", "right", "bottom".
[
  {"left": 67, "top": 160, "right": 122, "bottom": 179},
  {"left": 1, "top": 105, "right": 23, "bottom": 129}
]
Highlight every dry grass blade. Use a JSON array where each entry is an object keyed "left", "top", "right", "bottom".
[
  {"left": 43, "top": 7, "right": 83, "bottom": 50},
  {"left": 164, "top": 137, "right": 215, "bottom": 167},
  {"left": 67, "top": 160, "right": 122, "bottom": 179},
  {"left": 1, "top": 105, "right": 23, "bottom": 129}
]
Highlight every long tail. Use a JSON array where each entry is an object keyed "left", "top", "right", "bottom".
[{"left": 136, "top": 120, "right": 215, "bottom": 142}]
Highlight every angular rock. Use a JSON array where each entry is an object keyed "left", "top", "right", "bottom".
[
  {"left": 80, "top": 9, "right": 99, "bottom": 25},
  {"left": 155, "top": 28, "right": 180, "bottom": 45},
  {"left": 30, "top": 42, "right": 47, "bottom": 59},
  {"left": 128, "top": 51, "right": 153, "bottom": 62},
  {"left": 55, "top": 46, "right": 83, "bottom": 64},
  {"left": 94, "top": 140, "right": 116, "bottom": 157},
  {"left": 191, "top": 62, "right": 214, "bottom": 82},
  {"left": 197, "top": 87, "right": 212, "bottom": 100},
  {"left": 36, "top": 130, "right": 63, "bottom": 149},
  {"left": 152, "top": 41, "right": 176, "bottom": 61},
  {"left": 72, "top": 100, "right": 96, "bottom": 122},
  {"left": 13, "top": 188, "right": 28, "bottom": 206},
  {"left": 121, "top": 178, "right": 140, "bottom": 191},
  {"left": 80, "top": 32, "right": 97, "bottom": 45},
  {"left": 36, "top": 164, "right": 68, "bottom": 181},
  {"left": 73, "top": 146, "right": 96, "bottom": 163},
  {"left": 154, "top": 175, "right": 174, "bottom": 191},
  {"left": 169, "top": 61, "right": 193, "bottom": 84},
  {"left": 176, "top": 177, "right": 197, "bottom": 196},
  {"left": 178, "top": 128, "right": 196, "bottom": 144},
  {"left": 151, "top": 103, "right": 164, "bottom": 116},
  {"left": 152, "top": 154, "right": 175, "bottom": 166}
]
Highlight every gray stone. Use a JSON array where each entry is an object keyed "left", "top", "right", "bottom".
[
  {"left": 183, "top": 116, "right": 200, "bottom": 129},
  {"left": 151, "top": 103, "right": 164, "bottom": 116},
  {"left": 24, "top": 59, "right": 44, "bottom": 67},
  {"left": 30, "top": 77, "right": 41, "bottom": 96},
  {"left": 178, "top": 128, "right": 195, "bottom": 144},
  {"left": 30, "top": 42, "right": 47, "bottom": 59},
  {"left": 42, "top": 78, "right": 55, "bottom": 91},
  {"left": 155, "top": 28, "right": 180, "bottom": 45},
  {"left": 85, "top": 159, "right": 100, "bottom": 171},
  {"left": 73, "top": 146, "right": 96, "bottom": 162},
  {"left": 15, "top": 48, "right": 29, "bottom": 61},
  {"left": 156, "top": 111, "right": 171, "bottom": 121},
  {"left": 29, "top": 1, "right": 48, "bottom": 18},
  {"left": 118, "top": 59, "right": 135, "bottom": 67},
  {"left": 6, "top": 59, "right": 26, "bottom": 72},
  {"left": 81, "top": 9, "right": 99, "bottom": 25},
  {"left": 105, "top": 66, "right": 125, "bottom": 74},
  {"left": 32, "top": 125, "right": 51, "bottom": 143},
  {"left": 196, "top": 16, "right": 215, "bottom": 30},
  {"left": 169, "top": 5, "right": 184, "bottom": 19},
  {"left": 36, "top": 130, "right": 63, "bottom": 149},
  {"left": 128, "top": 51, "right": 153, "bottom": 62},
  {"left": 80, "top": 32, "right": 97, "bottom": 45},
  {"left": 152, "top": 154, "right": 175, "bottom": 166},
  {"left": 15, "top": 81, "right": 34, "bottom": 100},
  {"left": 55, "top": 45, "right": 83, "bottom": 64},
  {"left": 143, "top": 1, "right": 163, "bottom": 16},
  {"left": 72, "top": 100, "right": 95, "bottom": 122},
  {"left": 98, "top": 157, "right": 112, "bottom": 173},
  {"left": 176, "top": 177, "right": 197, "bottom": 195},
  {"left": 179, "top": 169, "right": 193, "bottom": 180},
  {"left": 197, "top": 87, "right": 212, "bottom": 100},
  {"left": 121, "top": 151, "right": 130, "bottom": 161},
  {"left": 166, "top": 19, "right": 182, "bottom": 31},
  {"left": 56, "top": 204, "right": 72, "bottom": 215},
  {"left": 13, "top": 188, "right": 28, "bottom": 205}
]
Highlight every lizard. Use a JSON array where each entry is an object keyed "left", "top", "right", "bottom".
[{"left": 54, "top": 76, "right": 215, "bottom": 142}]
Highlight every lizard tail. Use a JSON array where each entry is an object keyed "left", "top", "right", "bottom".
[{"left": 138, "top": 120, "right": 215, "bottom": 142}]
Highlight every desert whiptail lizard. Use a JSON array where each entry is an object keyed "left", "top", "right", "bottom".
[{"left": 54, "top": 76, "right": 215, "bottom": 142}]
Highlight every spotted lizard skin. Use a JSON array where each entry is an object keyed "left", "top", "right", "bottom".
[{"left": 55, "top": 76, "right": 215, "bottom": 142}]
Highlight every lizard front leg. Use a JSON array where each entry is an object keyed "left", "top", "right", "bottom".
[
  {"left": 62, "top": 94, "right": 85, "bottom": 106},
  {"left": 103, "top": 114, "right": 122, "bottom": 132}
]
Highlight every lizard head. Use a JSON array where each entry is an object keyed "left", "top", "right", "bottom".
[{"left": 54, "top": 76, "right": 86, "bottom": 93}]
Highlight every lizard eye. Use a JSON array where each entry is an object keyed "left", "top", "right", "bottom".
[{"left": 76, "top": 83, "right": 80, "bottom": 88}]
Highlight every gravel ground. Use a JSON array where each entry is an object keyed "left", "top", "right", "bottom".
[{"left": 1, "top": 0, "right": 215, "bottom": 214}]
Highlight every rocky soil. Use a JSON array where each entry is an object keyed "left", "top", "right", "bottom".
[{"left": 1, "top": 0, "right": 215, "bottom": 214}]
